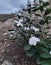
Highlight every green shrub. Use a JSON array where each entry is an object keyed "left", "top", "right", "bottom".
[{"left": 8, "top": 0, "right": 51, "bottom": 65}]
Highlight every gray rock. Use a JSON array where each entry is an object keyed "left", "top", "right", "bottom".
[
  {"left": 2, "top": 61, "right": 13, "bottom": 65},
  {"left": 0, "top": 54, "right": 4, "bottom": 62}
]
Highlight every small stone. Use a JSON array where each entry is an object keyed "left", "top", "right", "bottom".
[
  {"left": 2, "top": 61, "right": 13, "bottom": 65},
  {"left": 13, "top": 56, "right": 19, "bottom": 59},
  {"left": 0, "top": 54, "right": 4, "bottom": 62},
  {"left": 1, "top": 49, "right": 5, "bottom": 53},
  {"left": 7, "top": 44, "right": 10, "bottom": 47},
  {"left": 3, "top": 33, "right": 8, "bottom": 36},
  {"left": 25, "top": 61, "right": 27, "bottom": 64},
  {"left": 16, "top": 63, "right": 20, "bottom": 65},
  {"left": 6, "top": 50, "right": 10, "bottom": 52},
  {"left": 4, "top": 39, "right": 7, "bottom": 41}
]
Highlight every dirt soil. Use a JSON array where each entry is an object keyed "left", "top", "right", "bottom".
[{"left": 0, "top": 19, "right": 37, "bottom": 65}]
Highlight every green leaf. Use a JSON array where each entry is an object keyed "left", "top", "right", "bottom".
[
  {"left": 39, "top": 20, "right": 45, "bottom": 25},
  {"left": 39, "top": 0, "right": 43, "bottom": 3},
  {"left": 37, "top": 56, "right": 51, "bottom": 65},
  {"left": 24, "top": 45, "right": 32, "bottom": 51},
  {"left": 40, "top": 60, "right": 51, "bottom": 65},
  {"left": 48, "top": 43, "right": 51, "bottom": 49},
  {"left": 40, "top": 59, "right": 51, "bottom": 65},
  {"left": 44, "top": 8, "right": 51, "bottom": 16},
  {"left": 33, "top": 7, "right": 39, "bottom": 12},
  {"left": 46, "top": 16, "right": 51, "bottom": 20},
  {"left": 34, "top": 24, "right": 41, "bottom": 28},
  {"left": 39, "top": 6, "right": 44, "bottom": 12},
  {"left": 43, "top": 2, "right": 49, "bottom": 7},
  {"left": 8, "top": 30, "right": 15, "bottom": 34},
  {"left": 40, "top": 53, "right": 51, "bottom": 58},
  {"left": 25, "top": 48, "right": 36, "bottom": 57},
  {"left": 26, "top": 52, "right": 34, "bottom": 57},
  {"left": 35, "top": 13, "right": 41, "bottom": 17},
  {"left": 40, "top": 47, "right": 49, "bottom": 53},
  {"left": 45, "top": 17, "right": 48, "bottom": 24}
]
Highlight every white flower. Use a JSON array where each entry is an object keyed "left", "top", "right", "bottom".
[
  {"left": 18, "top": 12, "right": 22, "bottom": 16},
  {"left": 49, "top": 51, "right": 51, "bottom": 54},
  {"left": 29, "top": 36, "right": 40, "bottom": 46},
  {"left": 47, "top": 35, "right": 49, "bottom": 38},
  {"left": 19, "top": 19, "right": 23, "bottom": 23},
  {"left": 31, "top": 26, "right": 39, "bottom": 32},
  {"left": 24, "top": 27, "right": 29, "bottom": 30},
  {"left": 17, "top": 22, "right": 23, "bottom": 27},
  {"left": 42, "top": 0, "right": 48, "bottom": 3},
  {"left": 14, "top": 20, "right": 18, "bottom": 23},
  {"left": 44, "top": 8, "right": 46, "bottom": 10}
]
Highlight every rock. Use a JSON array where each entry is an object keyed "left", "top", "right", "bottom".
[
  {"left": 2, "top": 61, "right": 13, "bottom": 65},
  {"left": 0, "top": 54, "right": 4, "bottom": 62},
  {"left": 3, "top": 33, "right": 8, "bottom": 36},
  {"left": 7, "top": 44, "right": 10, "bottom": 47},
  {"left": 1, "top": 49, "right": 5, "bottom": 53}
]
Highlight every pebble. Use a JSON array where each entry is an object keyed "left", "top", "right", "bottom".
[
  {"left": 1, "top": 49, "right": 5, "bottom": 53},
  {"left": 3, "top": 33, "right": 8, "bottom": 36},
  {"left": 2, "top": 61, "right": 13, "bottom": 65},
  {"left": 0, "top": 54, "right": 4, "bottom": 62},
  {"left": 7, "top": 44, "right": 10, "bottom": 47}
]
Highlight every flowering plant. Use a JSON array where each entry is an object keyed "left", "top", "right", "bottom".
[{"left": 8, "top": 0, "right": 51, "bottom": 65}]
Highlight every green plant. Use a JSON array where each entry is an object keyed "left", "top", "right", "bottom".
[{"left": 8, "top": 0, "right": 51, "bottom": 65}]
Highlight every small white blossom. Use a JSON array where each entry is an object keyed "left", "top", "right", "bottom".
[
  {"left": 29, "top": 36, "right": 40, "bottom": 46},
  {"left": 14, "top": 20, "right": 18, "bottom": 23},
  {"left": 18, "top": 12, "right": 22, "bottom": 16},
  {"left": 19, "top": 19, "right": 23, "bottom": 23},
  {"left": 31, "top": 26, "right": 39, "bottom": 32},
  {"left": 24, "top": 27, "right": 29, "bottom": 30},
  {"left": 44, "top": 8, "right": 46, "bottom": 10},
  {"left": 49, "top": 51, "right": 51, "bottom": 54},
  {"left": 17, "top": 22, "right": 23, "bottom": 27},
  {"left": 47, "top": 35, "right": 49, "bottom": 38}
]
